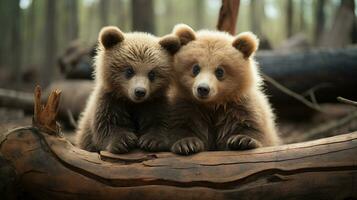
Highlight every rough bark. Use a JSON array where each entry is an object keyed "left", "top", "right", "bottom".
[
  {"left": 0, "top": 127, "right": 356, "bottom": 199},
  {"left": 217, "top": 0, "right": 240, "bottom": 35}
]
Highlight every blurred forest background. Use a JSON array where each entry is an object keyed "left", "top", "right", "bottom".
[
  {"left": 0, "top": 0, "right": 356, "bottom": 87},
  {"left": 0, "top": 0, "right": 357, "bottom": 144}
]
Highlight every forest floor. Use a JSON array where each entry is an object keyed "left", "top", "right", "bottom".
[{"left": 1, "top": 103, "right": 356, "bottom": 146}]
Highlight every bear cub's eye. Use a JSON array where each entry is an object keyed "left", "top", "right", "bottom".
[
  {"left": 215, "top": 67, "right": 225, "bottom": 79},
  {"left": 192, "top": 64, "right": 200, "bottom": 77},
  {"left": 124, "top": 66, "right": 135, "bottom": 79},
  {"left": 148, "top": 70, "right": 156, "bottom": 81}
]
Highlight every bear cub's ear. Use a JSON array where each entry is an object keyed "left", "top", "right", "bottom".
[
  {"left": 173, "top": 24, "right": 196, "bottom": 45},
  {"left": 99, "top": 26, "right": 124, "bottom": 49},
  {"left": 232, "top": 32, "right": 259, "bottom": 59},
  {"left": 159, "top": 35, "right": 181, "bottom": 54}
]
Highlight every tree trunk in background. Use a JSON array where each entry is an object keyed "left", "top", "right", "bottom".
[
  {"left": 195, "top": 0, "right": 205, "bottom": 30},
  {"left": 9, "top": 0, "right": 22, "bottom": 84},
  {"left": 131, "top": 0, "right": 155, "bottom": 34},
  {"left": 217, "top": 0, "right": 240, "bottom": 35},
  {"left": 0, "top": 0, "right": 8, "bottom": 68},
  {"left": 116, "top": 0, "right": 127, "bottom": 29},
  {"left": 286, "top": 0, "right": 293, "bottom": 38},
  {"left": 315, "top": 0, "right": 325, "bottom": 44},
  {"left": 66, "top": 0, "right": 79, "bottom": 41},
  {"left": 99, "top": 0, "right": 109, "bottom": 27},
  {"left": 42, "top": 0, "right": 57, "bottom": 87},
  {"left": 164, "top": 0, "right": 174, "bottom": 34},
  {"left": 26, "top": 0, "right": 36, "bottom": 66},
  {"left": 320, "top": 0, "right": 355, "bottom": 48},
  {"left": 250, "top": 0, "right": 262, "bottom": 37},
  {"left": 342, "top": 0, "right": 356, "bottom": 44},
  {"left": 299, "top": 0, "right": 305, "bottom": 31}
]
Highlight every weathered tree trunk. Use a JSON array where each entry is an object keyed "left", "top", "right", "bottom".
[
  {"left": 116, "top": 0, "right": 127, "bottom": 29},
  {"left": 1, "top": 127, "right": 356, "bottom": 199},
  {"left": 10, "top": 0, "right": 22, "bottom": 84},
  {"left": 299, "top": 0, "right": 305, "bottom": 31},
  {"left": 315, "top": 0, "right": 325, "bottom": 44},
  {"left": 99, "top": 0, "right": 109, "bottom": 27},
  {"left": 250, "top": 0, "right": 262, "bottom": 37},
  {"left": 195, "top": 0, "right": 205, "bottom": 30},
  {"left": 286, "top": 0, "right": 293, "bottom": 38},
  {"left": 320, "top": 0, "right": 356, "bottom": 48},
  {"left": 217, "top": 0, "right": 240, "bottom": 35},
  {"left": 66, "top": 0, "right": 79, "bottom": 41},
  {"left": 131, "top": 0, "right": 155, "bottom": 34},
  {"left": 42, "top": 0, "right": 57, "bottom": 87}
]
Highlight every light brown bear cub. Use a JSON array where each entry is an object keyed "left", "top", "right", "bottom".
[
  {"left": 168, "top": 24, "right": 280, "bottom": 155},
  {"left": 76, "top": 26, "right": 180, "bottom": 153}
]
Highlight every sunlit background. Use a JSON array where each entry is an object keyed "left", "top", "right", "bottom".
[{"left": 1, "top": 0, "right": 357, "bottom": 88}]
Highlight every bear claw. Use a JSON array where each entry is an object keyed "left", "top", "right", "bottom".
[
  {"left": 107, "top": 132, "right": 138, "bottom": 154},
  {"left": 227, "top": 134, "right": 261, "bottom": 150},
  {"left": 171, "top": 137, "right": 204, "bottom": 155},
  {"left": 139, "top": 133, "right": 168, "bottom": 152}
]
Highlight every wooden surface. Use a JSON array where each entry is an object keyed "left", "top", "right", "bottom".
[{"left": 1, "top": 127, "right": 357, "bottom": 200}]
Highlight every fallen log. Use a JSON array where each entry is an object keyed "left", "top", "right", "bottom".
[
  {"left": 2, "top": 47, "right": 357, "bottom": 118},
  {"left": 1, "top": 85, "right": 357, "bottom": 200},
  {"left": 258, "top": 46, "right": 357, "bottom": 105},
  {"left": 57, "top": 45, "right": 357, "bottom": 105},
  {"left": 1, "top": 126, "right": 357, "bottom": 199},
  {"left": 3, "top": 46, "right": 357, "bottom": 120}
]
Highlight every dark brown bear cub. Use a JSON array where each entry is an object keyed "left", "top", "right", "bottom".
[
  {"left": 168, "top": 24, "right": 280, "bottom": 155},
  {"left": 76, "top": 26, "right": 180, "bottom": 153}
]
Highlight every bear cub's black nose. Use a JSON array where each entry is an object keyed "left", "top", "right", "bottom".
[
  {"left": 135, "top": 87, "right": 146, "bottom": 98},
  {"left": 197, "top": 84, "right": 210, "bottom": 97}
]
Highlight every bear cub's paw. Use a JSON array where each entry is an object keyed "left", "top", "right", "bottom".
[
  {"left": 171, "top": 137, "right": 204, "bottom": 155},
  {"left": 138, "top": 133, "right": 169, "bottom": 152},
  {"left": 227, "top": 135, "right": 262, "bottom": 150},
  {"left": 107, "top": 132, "right": 138, "bottom": 154}
]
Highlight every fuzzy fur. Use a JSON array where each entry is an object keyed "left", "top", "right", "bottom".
[
  {"left": 168, "top": 24, "right": 280, "bottom": 155},
  {"left": 76, "top": 26, "right": 179, "bottom": 153}
]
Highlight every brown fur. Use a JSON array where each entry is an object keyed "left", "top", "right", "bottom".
[
  {"left": 76, "top": 26, "right": 180, "bottom": 153},
  {"left": 168, "top": 24, "right": 280, "bottom": 155}
]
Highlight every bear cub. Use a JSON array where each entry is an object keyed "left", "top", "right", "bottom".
[
  {"left": 76, "top": 26, "right": 180, "bottom": 153},
  {"left": 168, "top": 24, "right": 280, "bottom": 155}
]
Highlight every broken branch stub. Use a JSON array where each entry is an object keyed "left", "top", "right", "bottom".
[{"left": 32, "top": 85, "right": 61, "bottom": 135}]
